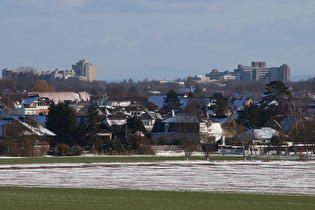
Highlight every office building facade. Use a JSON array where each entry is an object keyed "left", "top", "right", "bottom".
[
  {"left": 2, "top": 59, "right": 96, "bottom": 82},
  {"left": 72, "top": 59, "right": 96, "bottom": 82},
  {"left": 233, "top": 62, "right": 290, "bottom": 83}
]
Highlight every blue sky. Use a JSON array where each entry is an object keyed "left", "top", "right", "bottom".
[{"left": 1, "top": 0, "right": 314, "bottom": 81}]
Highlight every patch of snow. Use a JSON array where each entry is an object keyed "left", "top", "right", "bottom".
[{"left": 0, "top": 161, "right": 315, "bottom": 195}]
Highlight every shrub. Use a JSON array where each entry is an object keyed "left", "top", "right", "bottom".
[{"left": 55, "top": 143, "right": 82, "bottom": 156}]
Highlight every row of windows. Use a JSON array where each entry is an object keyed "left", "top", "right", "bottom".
[
  {"left": 225, "top": 122, "right": 234, "bottom": 127},
  {"left": 144, "top": 121, "right": 152, "bottom": 126}
]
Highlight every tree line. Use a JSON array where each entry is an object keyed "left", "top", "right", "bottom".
[{"left": 1, "top": 76, "right": 315, "bottom": 98}]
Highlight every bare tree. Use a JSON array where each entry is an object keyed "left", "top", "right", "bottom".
[
  {"left": 175, "top": 114, "right": 200, "bottom": 160},
  {"left": 180, "top": 141, "right": 197, "bottom": 161},
  {"left": 238, "top": 131, "right": 251, "bottom": 161},
  {"left": 202, "top": 135, "right": 216, "bottom": 161},
  {"left": 290, "top": 117, "right": 315, "bottom": 158},
  {"left": 226, "top": 124, "right": 250, "bottom": 161}
]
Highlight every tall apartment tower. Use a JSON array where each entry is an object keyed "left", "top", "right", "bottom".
[
  {"left": 72, "top": 59, "right": 96, "bottom": 82},
  {"left": 234, "top": 62, "right": 290, "bottom": 83}
]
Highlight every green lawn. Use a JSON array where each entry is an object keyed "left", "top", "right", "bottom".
[
  {"left": 0, "top": 155, "right": 289, "bottom": 165},
  {"left": 0, "top": 155, "right": 238, "bottom": 165},
  {"left": 0, "top": 187, "right": 314, "bottom": 210}
]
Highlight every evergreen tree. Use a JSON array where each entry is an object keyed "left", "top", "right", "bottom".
[
  {"left": 262, "top": 81, "right": 291, "bottom": 116},
  {"left": 74, "top": 116, "right": 87, "bottom": 146},
  {"left": 263, "top": 81, "right": 291, "bottom": 101},
  {"left": 46, "top": 102, "right": 77, "bottom": 145},
  {"left": 127, "top": 116, "right": 146, "bottom": 134},
  {"left": 237, "top": 103, "right": 263, "bottom": 128},
  {"left": 161, "top": 89, "right": 183, "bottom": 116},
  {"left": 212, "top": 92, "right": 228, "bottom": 117},
  {"left": 84, "top": 103, "right": 102, "bottom": 152}
]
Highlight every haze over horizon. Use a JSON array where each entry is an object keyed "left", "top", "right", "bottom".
[{"left": 1, "top": 0, "right": 314, "bottom": 82}]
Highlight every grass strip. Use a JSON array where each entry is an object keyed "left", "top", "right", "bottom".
[
  {"left": 0, "top": 155, "right": 283, "bottom": 165},
  {"left": 0, "top": 187, "right": 314, "bottom": 210}
]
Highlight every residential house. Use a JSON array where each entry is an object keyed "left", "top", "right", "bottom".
[
  {"left": 28, "top": 91, "right": 90, "bottom": 113},
  {"left": 151, "top": 113, "right": 223, "bottom": 144},
  {"left": 210, "top": 116, "right": 238, "bottom": 144},
  {"left": 263, "top": 115, "right": 300, "bottom": 134},
  {"left": 97, "top": 121, "right": 113, "bottom": 141},
  {"left": 244, "top": 127, "right": 284, "bottom": 155},
  {"left": 96, "top": 97, "right": 157, "bottom": 131},
  {"left": 6, "top": 95, "right": 51, "bottom": 116},
  {"left": 0, "top": 92, "right": 90, "bottom": 118},
  {"left": 227, "top": 98, "right": 254, "bottom": 112},
  {"left": 28, "top": 92, "right": 90, "bottom": 104},
  {"left": 0, "top": 93, "right": 28, "bottom": 118},
  {"left": 0, "top": 116, "right": 56, "bottom": 156}
]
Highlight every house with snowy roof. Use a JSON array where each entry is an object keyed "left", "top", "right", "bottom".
[
  {"left": 0, "top": 116, "right": 55, "bottom": 156},
  {"left": 243, "top": 127, "right": 287, "bottom": 155},
  {"left": 210, "top": 116, "right": 238, "bottom": 139},
  {"left": 4, "top": 95, "right": 51, "bottom": 116},
  {"left": 0, "top": 92, "right": 90, "bottom": 118},
  {"left": 151, "top": 113, "right": 223, "bottom": 144},
  {"left": 28, "top": 92, "right": 90, "bottom": 104},
  {"left": 28, "top": 92, "right": 90, "bottom": 113},
  {"left": 245, "top": 127, "right": 280, "bottom": 144},
  {"left": 95, "top": 97, "right": 158, "bottom": 131}
]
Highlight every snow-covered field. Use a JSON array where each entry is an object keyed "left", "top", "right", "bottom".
[{"left": 0, "top": 160, "right": 315, "bottom": 195}]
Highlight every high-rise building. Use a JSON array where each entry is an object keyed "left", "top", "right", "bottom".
[
  {"left": 234, "top": 62, "right": 290, "bottom": 83},
  {"left": 2, "top": 59, "right": 96, "bottom": 82},
  {"left": 72, "top": 59, "right": 96, "bottom": 82}
]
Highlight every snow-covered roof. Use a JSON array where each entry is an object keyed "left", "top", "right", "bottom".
[
  {"left": 0, "top": 117, "right": 55, "bottom": 137},
  {"left": 104, "top": 118, "right": 127, "bottom": 126},
  {"left": 210, "top": 117, "right": 227, "bottom": 124},
  {"left": 17, "top": 119, "right": 56, "bottom": 136},
  {"left": 246, "top": 127, "right": 279, "bottom": 140},
  {"left": 28, "top": 92, "right": 90, "bottom": 104}
]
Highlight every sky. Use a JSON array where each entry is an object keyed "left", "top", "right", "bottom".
[{"left": 1, "top": 0, "right": 315, "bottom": 82}]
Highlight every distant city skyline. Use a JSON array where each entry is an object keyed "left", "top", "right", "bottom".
[{"left": 1, "top": 0, "right": 315, "bottom": 81}]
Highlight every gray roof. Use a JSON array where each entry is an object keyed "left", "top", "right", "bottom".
[{"left": 22, "top": 96, "right": 39, "bottom": 106}]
